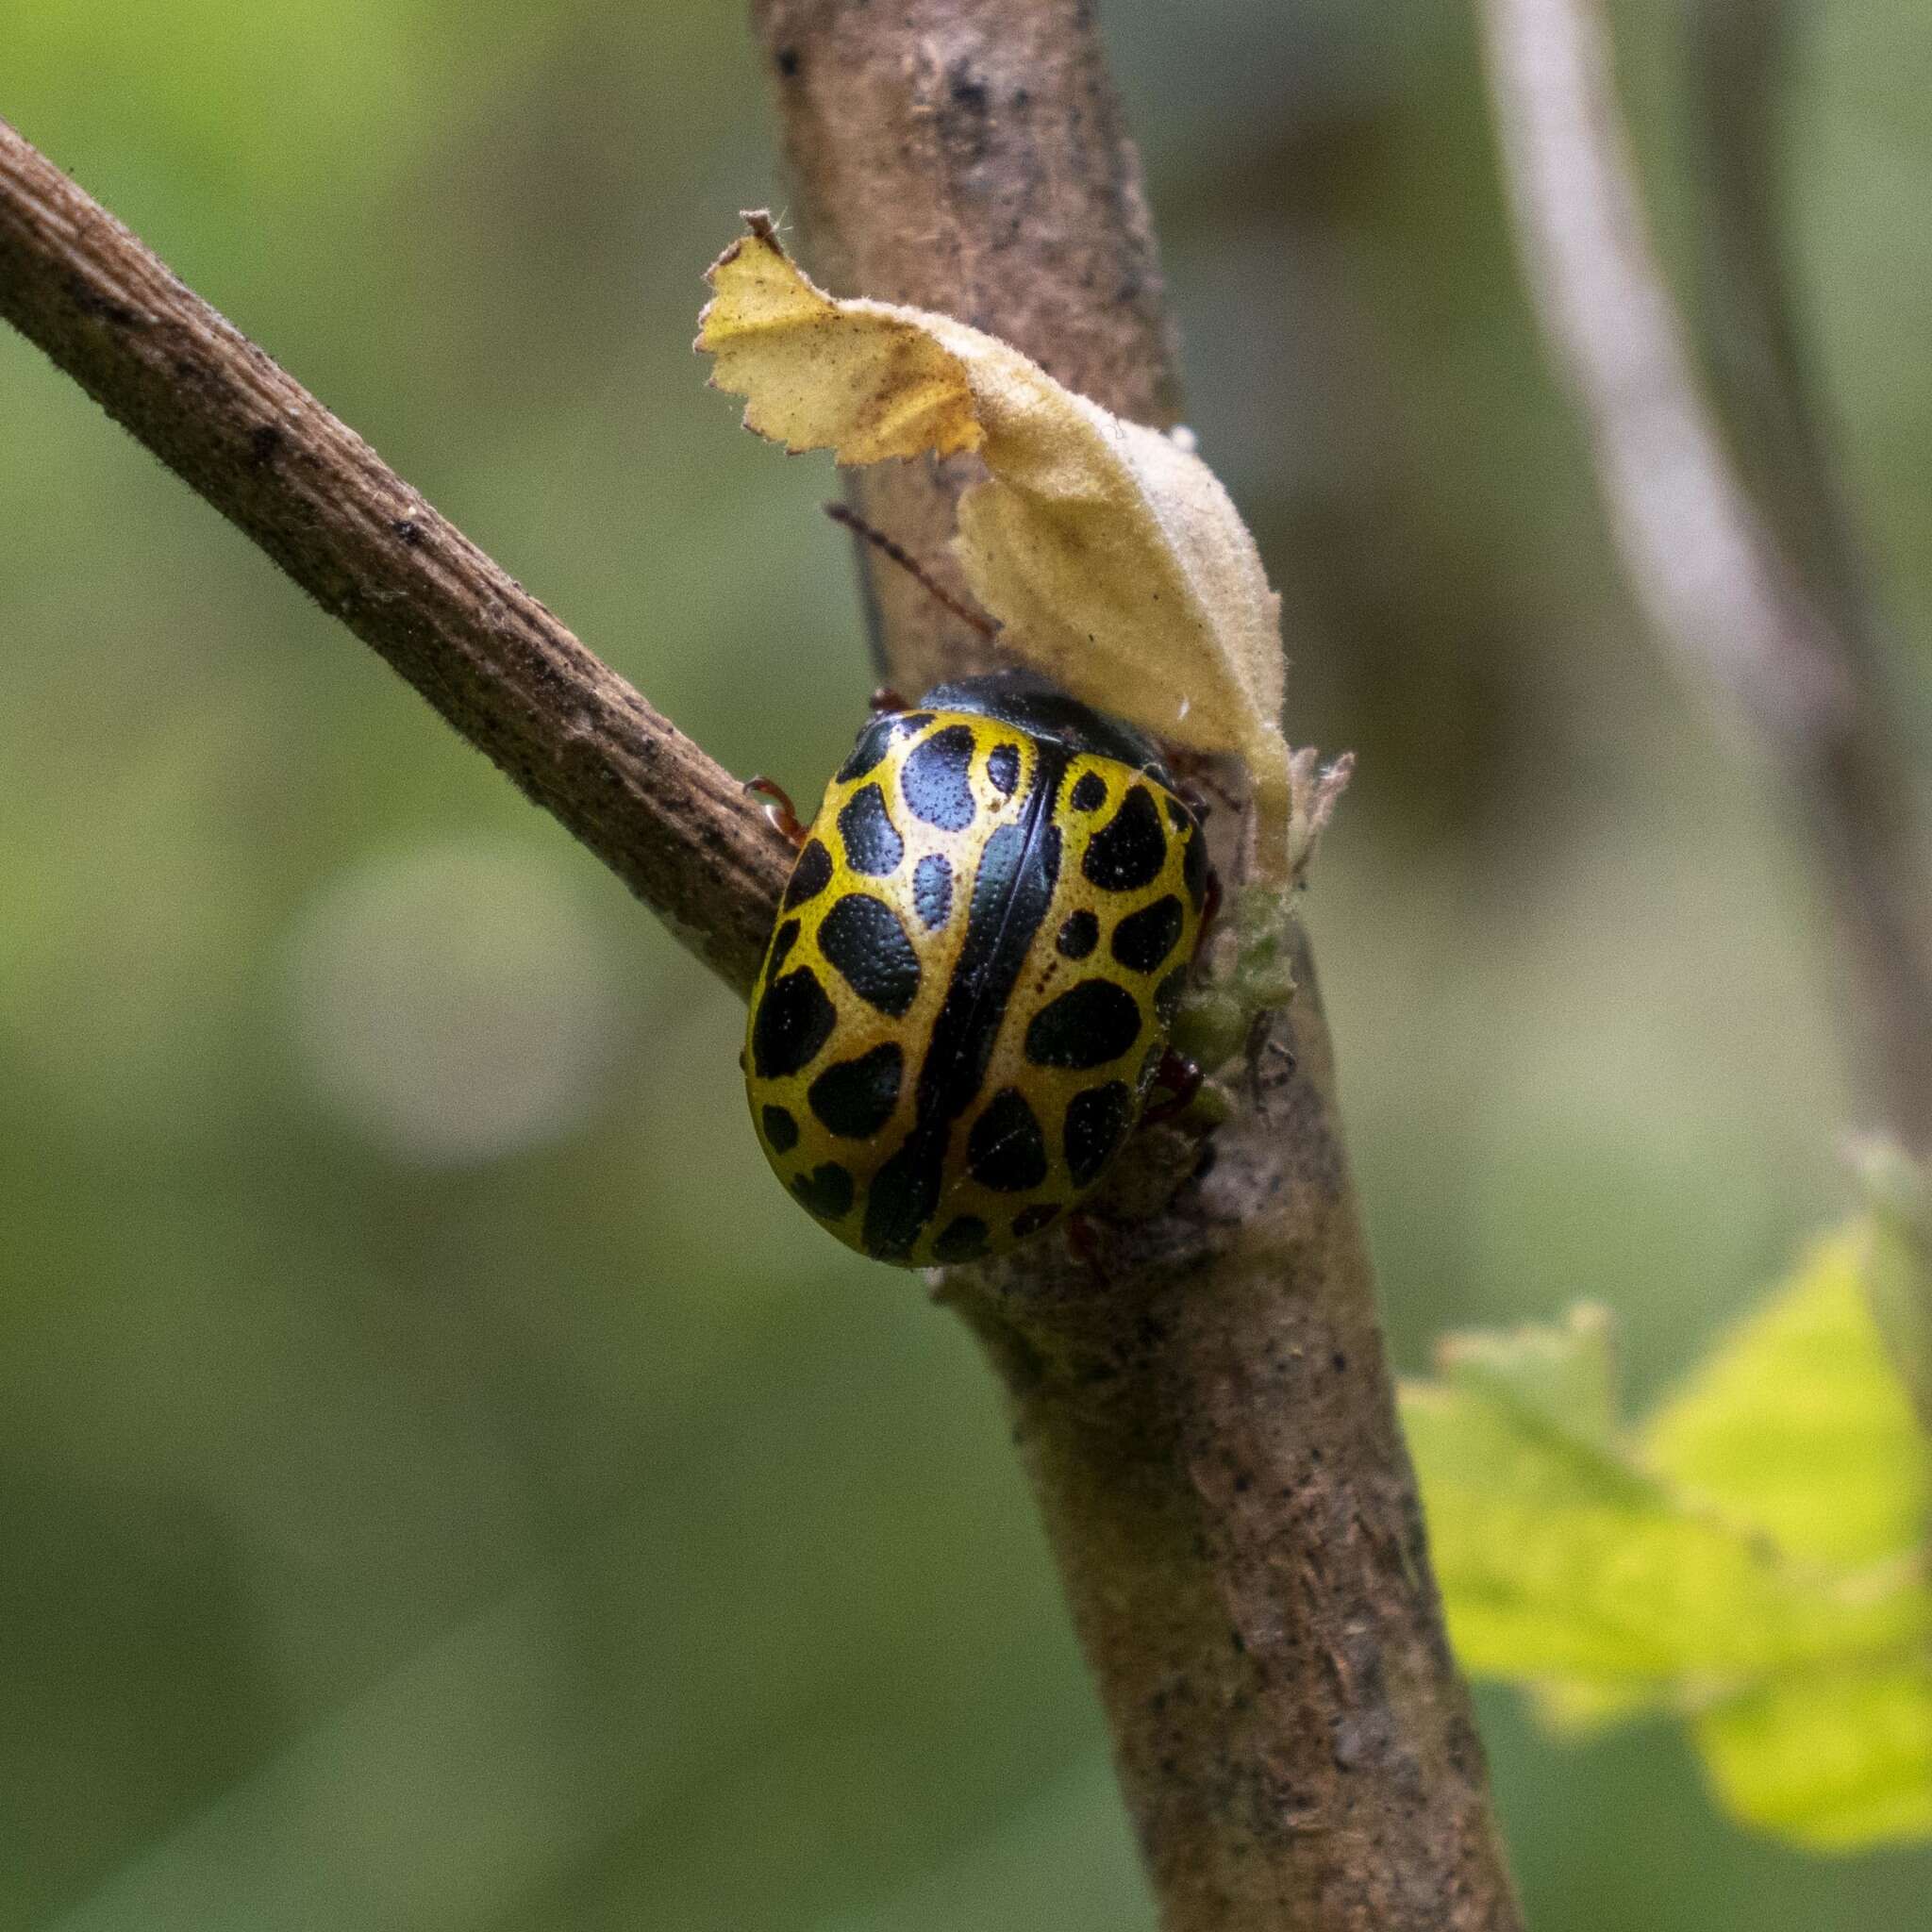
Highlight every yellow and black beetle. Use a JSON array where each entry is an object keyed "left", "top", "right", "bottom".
[{"left": 744, "top": 670, "right": 1211, "bottom": 1267}]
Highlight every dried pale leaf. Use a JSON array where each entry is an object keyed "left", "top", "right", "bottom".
[
  {"left": 696, "top": 215, "right": 1295, "bottom": 876},
  {"left": 696, "top": 225, "right": 982, "bottom": 465}
]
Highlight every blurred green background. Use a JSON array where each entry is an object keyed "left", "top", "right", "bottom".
[{"left": 3, "top": 1, "right": 1928, "bottom": 1925}]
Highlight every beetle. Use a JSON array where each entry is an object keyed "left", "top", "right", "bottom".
[{"left": 743, "top": 669, "right": 1210, "bottom": 1268}]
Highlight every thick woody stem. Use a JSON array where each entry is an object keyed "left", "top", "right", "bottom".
[
  {"left": 0, "top": 115, "right": 792, "bottom": 995},
  {"left": 754, "top": 4, "right": 1523, "bottom": 1927},
  {"left": 759, "top": 0, "right": 1178, "bottom": 694}
]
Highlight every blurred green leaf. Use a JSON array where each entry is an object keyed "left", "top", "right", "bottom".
[
  {"left": 1857, "top": 1138, "right": 1932, "bottom": 1435},
  {"left": 1695, "top": 1658, "right": 1932, "bottom": 1853},
  {"left": 1529, "top": 1674, "right": 1672, "bottom": 1737},
  {"left": 1434, "top": 1300, "right": 1617, "bottom": 1448},
  {"left": 1405, "top": 1220, "right": 1932, "bottom": 1852},
  {"left": 1642, "top": 1224, "right": 1929, "bottom": 1569}
]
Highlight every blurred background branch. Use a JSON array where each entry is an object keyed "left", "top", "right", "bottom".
[
  {"left": 1479, "top": 0, "right": 1932, "bottom": 1160},
  {"left": 0, "top": 115, "right": 792, "bottom": 994},
  {"left": 1687, "top": 0, "right": 1875, "bottom": 651}
]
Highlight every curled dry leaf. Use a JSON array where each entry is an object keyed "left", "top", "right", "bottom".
[{"left": 696, "top": 213, "right": 1298, "bottom": 883}]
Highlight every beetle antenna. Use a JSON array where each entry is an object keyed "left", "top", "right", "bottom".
[{"left": 824, "top": 502, "right": 1000, "bottom": 641}]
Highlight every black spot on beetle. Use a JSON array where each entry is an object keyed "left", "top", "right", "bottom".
[
  {"left": 818, "top": 893, "right": 922, "bottom": 1016},
  {"left": 808, "top": 1042, "right": 904, "bottom": 1139},
  {"left": 752, "top": 969, "right": 837, "bottom": 1079},
  {"left": 1083, "top": 784, "right": 1167, "bottom": 891},
  {"left": 900, "top": 724, "right": 977, "bottom": 831},
  {"left": 933, "top": 1215, "right": 990, "bottom": 1263},
  {"left": 1182, "top": 821, "right": 1208, "bottom": 913},
  {"left": 986, "top": 741, "right": 1021, "bottom": 796},
  {"left": 1111, "top": 894, "right": 1185, "bottom": 974},
  {"left": 761, "top": 1105, "right": 799, "bottom": 1152},
  {"left": 838, "top": 784, "right": 904, "bottom": 876},
  {"left": 968, "top": 1088, "right": 1049, "bottom": 1191},
  {"left": 860, "top": 746, "right": 1070, "bottom": 1261},
  {"left": 1155, "top": 967, "right": 1190, "bottom": 1026},
  {"left": 1010, "top": 1203, "right": 1061, "bottom": 1239},
  {"left": 913, "top": 853, "right": 953, "bottom": 930},
  {"left": 1069, "top": 771, "right": 1108, "bottom": 813},
  {"left": 836, "top": 716, "right": 896, "bottom": 784},
  {"left": 1064, "top": 1080, "right": 1133, "bottom": 1185},
  {"left": 862, "top": 1142, "right": 938, "bottom": 1261},
  {"left": 783, "top": 839, "right": 834, "bottom": 909},
  {"left": 766, "top": 917, "right": 801, "bottom": 976},
  {"left": 835, "top": 711, "right": 925, "bottom": 785},
  {"left": 791, "top": 1161, "right": 855, "bottom": 1220},
  {"left": 1025, "top": 980, "right": 1142, "bottom": 1068},
  {"left": 1057, "top": 908, "right": 1099, "bottom": 959}
]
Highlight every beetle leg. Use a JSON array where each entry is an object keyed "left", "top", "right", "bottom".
[
  {"left": 1140, "top": 1047, "right": 1205, "bottom": 1126},
  {"left": 1250, "top": 1026, "right": 1297, "bottom": 1117},
  {"left": 825, "top": 502, "right": 1000, "bottom": 640},
  {"left": 1197, "top": 866, "right": 1223, "bottom": 948},
  {"left": 744, "top": 774, "right": 808, "bottom": 848},
  {"left": 1064, "top": 1209, "right": 1111, "bottom": 1291}
]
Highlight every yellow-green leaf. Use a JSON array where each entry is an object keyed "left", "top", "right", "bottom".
[
  {"left": 1403, "top": 1216, "right": 1932, "bottom": 1853},
  {"left": 1642, "top": 1225, "right": 1930, "bottom": 1570},
  {"left": 1435, "top": 1301, "right": 1617, "bottom": 1449},
  {"left": 1530, "top": 1675, "right": 1672, "bottom": 1737},
  {"left": 1697, "top": 1657, "right": 1932, "bottom": 1851},
  {"left": 1404, "top": 1373, "right": 1913, "bottom": 1688},
  {"left": 1860, "top": 1138, "right": 1932, "bottom": 1435}
]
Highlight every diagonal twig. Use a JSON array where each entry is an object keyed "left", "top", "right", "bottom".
[{"left": 0, "top": 115, "right": 791, "bottom": 996}]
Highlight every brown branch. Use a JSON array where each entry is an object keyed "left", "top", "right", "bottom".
[
  {"left": 1478, "top": 0, "right": 1932, "bottom": 1156},
  {"left": 0, "top": 114, "right": 792, "bottom": 996},
  {"left": 757, "top": 5, "right": 1522, "bottom": 1927}
]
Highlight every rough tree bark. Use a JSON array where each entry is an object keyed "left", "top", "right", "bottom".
[
  {"left": 754, "top": 5, "right": 1523, "bottom": 1927},
  {"left": 0, "top": 1, "right": 1526, "bottom": 1922}
]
